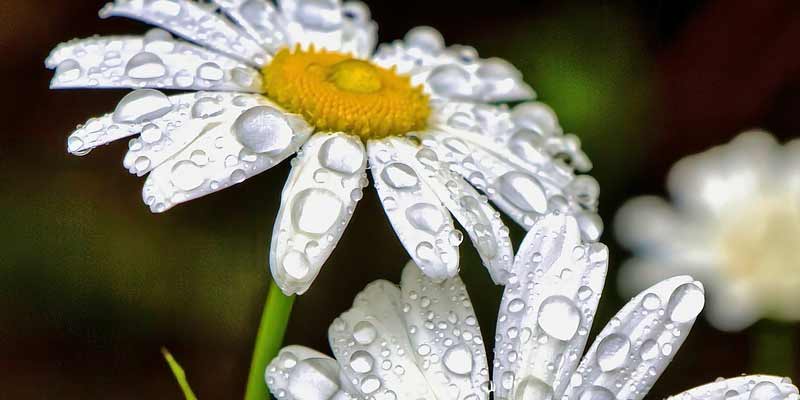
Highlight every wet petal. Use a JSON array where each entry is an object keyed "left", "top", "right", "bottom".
[
  {"left": 368, "top": 137, "right": 460, "bottom": 281},
  {"left": 100, "top": 0, "right": 269, "bottom": 66},
  {"left": 328, "top": 262, "right": 489, "bottom": 399},
  {"left": 422, "top": 129, "right": 603, "bottom": 242},
  {"left": 211, "top": 0, "right": 288, "bottom": 52},
  {"left": 666, "top": 376, "right": 799, "bottom": 400},
  {"left": 143, "top": 103, "right": 312, "bottom": 212},
  {"left": 374, "top": 27, "right": 534, "bottom": 103},
  {"left": 277, "top": 0, "right": 345, "bottom": 52},
  {"left": 269, "top": 132, "right": 367, "bottom": 295},
  {"left": 493, "top": 213, "right": 608, "bottom": 400},
  {"left": 340, "top": 1, "right": 378, "bottom": 58},
  {"left": 46, "top": 31, "right": 263, "bottom": 92},
  {"left": 266, "top": 345, "right": 358, "bottom": 400},
  {"left": 431, "top": 100, "right": 592, "bottom": 173},
  {"left": 563, "top": 276, "right": 706, "bottom": 400},
  {"left": 414, "top": 139, "right": 514, "bottom": 284}
]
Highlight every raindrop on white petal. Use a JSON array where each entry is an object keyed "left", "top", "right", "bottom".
[
  {"left": 353, "top": 321, "right": 377, "bottom": 345},
  {"left": 234, "top": 106, "right": 294, "bottom": 154},
  {"left": 197, "top": 62, "right": 224, "bottom": 81},
  {"left": 596, "top": 334, "right": 631, "bottom": 372},
  {"left": 405, "top": 203, "right": 446, "bottom": 234},
  {"left": 55, "top": 59, "right": 82, "bottom": 82},
  {"left": 282, "top": 250, "right": 311, "bottom": 280},
  {"left": 170, "top": 160, "right": 205, "bottom": 191},
  {"left": 291, "top": 189, "right": 343, "bottom": 235},
  {"left": 497, "top": 171, "right": 548, "bottom": 214},
  {"left": 516, "top": 376, "right": 554, "bottom": 400},
  {"left": 125, "top": 52, "right": 167, "bottom": 79},
  {"left": 349, "top": 350, "right": 375, "bottom": 374},
  {"left": 318, "top": 135, "right": 364, "bottom": 175},
  {"left": 537, "top": 296, "right": 581, "bottom": 341},
  {"left": 381, "top": 163, "right": 419, "bottom": 190},
  {"left": 578, "top": 385, "right": 616, "bottom": 400},
  {"left": 443, "top": 344, "right": 473, "bottom": 375},
  {"left": 667, "top": 283, "right": 705, "bottom": 323},
  {"left": 113, "top": 89, "right": 173, "bottom": 124}
]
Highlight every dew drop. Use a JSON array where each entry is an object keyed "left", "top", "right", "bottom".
[
  {"left": 113, "top": 89, "right": 173, "bottom": 124},
  {"left": 318, "top": 135, "right": 365, "bottom": 175},
  {"left": 291, "top": 188, "right": 342, "bottom": 235},
  {"left": 596, "top": 334, "right": 631, "bottom": 372},
  {"left": 666, "top": 283, "right": 705, "bottom": 323},
  {"left": 497, "top": 171, "right": 548, "bottom": 214},
  {"left": 125, "top": 52, "right": 167, "bottom": 79},
  {"left": 443, "top": 344, "right": 473, "bottom": 375},
  {"left": 538, "top": 296, "right": 581, "bottom": 341},
  {"left": 381, "top": 163, "right": 419, "bottom": 190},
  {"left": 233, "top": 106, "right": 294, "bottom": 153},
  {"left": 353, "top": 321, "right": 377, "bottom": 345},
  {"left": 405, "top": 203, "right": 446, "bottom": 234}
]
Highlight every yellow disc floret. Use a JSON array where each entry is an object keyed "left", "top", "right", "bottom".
[{"left": 262, "top": 46, "right": 430, "bottom": 140}]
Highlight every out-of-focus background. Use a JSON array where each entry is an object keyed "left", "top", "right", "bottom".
[{"left": 1, "top": 0, "right": 799, "bottom": 398}]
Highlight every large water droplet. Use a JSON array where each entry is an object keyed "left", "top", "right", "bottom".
[
  {"left": 125, "top": 52, "right": 167, "bottom": 79},
  {"left": 578, "top": 385, "right": 616, "bottom": 400},
  {"left": 405, "top": 26, "right": 445, "bottom": 52},
  {"left": 295, "top": 0, "right": 342, "bottom": 31},
  {"left": 291, "top": 188, "right": 343, "bottom": 235},
  {"left": 318, "top": 135, "right": 364, "bottom": 175},
  {"left": 113, "top": 89, "right": 173, "bottom": 124},
  {"left": 749, "top": 381, "right": 782, "bottom": 400},
  {"left": 353, "top": 321, "right": 377, "bottom": 345},
  {"left": 234, "top": 106, "right": 294, "bottom": 153},
  {"left": 170, "top": 160, "right": 205, "bottom": 191},
  {"left": 282, "top": 250, "right": 311, "bottom": 280},
  {"left": 287, "top": 358, "right": 341, "bottom": 400},
  {"left": 405, "top": 203, "right": 446, "bottom": 234},
  {"left": 197, "top": 62, "right": 224, "bottom": 81},
  {"left": 381, "top": 163, "right": 419, "bottom": 190},
  {"left": 55, "top": 59, "right": 82, "bottom": 82},
  {"left": 428, "top": 65, "right": 470, "bottom": 97},
  {"left": 596, "top": 334, "right": 631, "bottom": 372},
  {"left": 515, "top": 376, "right": 554, "bottom": 400},
  {"left": 666, "top": 283, "right": 705, "bottom": 323},
  {"left": 497, "top": 171, "right": 548, "bottom": 214},
  {"left": 349, "top": 350, "right": 375, "bottom": 374},
  {"left": 537, "top": 296, "right": 581, "bottom": 341},
  {"left": 443, "top": 344, "right": 473, "bottom": 375},
  {"left": 191, "top": 97, "right": 225, "bottom": 119}
]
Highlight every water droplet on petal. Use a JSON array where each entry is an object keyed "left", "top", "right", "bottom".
[
  {"left": 381, "top": 163, "right": 419, "bottom": 190},
  {"left": 538, "top": 296, "right": 581, "bottom": 341},
  {"left": 125, "top": 52, "right": 167, "bottom": 79},
  {"left": 291, "top": 188, "right": 343, "bottom": 235},
  {"left": 666, "top": 282, "right": 705, "bottom": 323},
  {"left": 349, "top": 350, "right": 375, "bottom": 374},
  {"left": 596, "top": 334, "right": 631, "bottom": 372},
  {"left": 353, "top": 321, "right": 377, "bottom": 345},
  {"left": 113, "top": 89, "right": 173, "bottom": 124},
  {"left": 318, "top": 135, "right": 364, "bottom": 175},
  {"left": 497, "top": 171, "right": 548, "bottom": 214},
  {"left": 516, "top": 376, "right": 554, "bottom": 400},
  {"left": 234, "top": 106, "right": 294, "bottom": 153},
  {"left": 282, "top": 250, "right": 310, "bottom": 280},
  {"left": 405, "top": 203, "right": 445, "bottom": 234},
  {"left": 443, "top": 344, "right": 473, "bottom": 375}
]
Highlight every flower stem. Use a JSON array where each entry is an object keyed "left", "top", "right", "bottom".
[
  {"left": 244, "top": 281, "right": 295, "bottom": 400},
  {"left": 751, "top": 320, "right": 796, "bottom": 377}
]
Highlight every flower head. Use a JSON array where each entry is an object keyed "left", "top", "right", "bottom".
[
  {"left": 47, "top": 0, "right": 601, "bottom": 294},
  {"left": 262, "top": 214, "right": 747, "bottom": 400},
  {"left": 615, "top": 131, "right": 800, "bottom": 331}
]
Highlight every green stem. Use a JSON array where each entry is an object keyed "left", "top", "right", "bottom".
[
  {"left": 244, "top": 281, "right": 295, "bottom": 400},
  {"left": 751, "top": 320, "right": 795, "bottom": 377}
]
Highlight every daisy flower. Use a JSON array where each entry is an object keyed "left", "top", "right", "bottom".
[
  {"left": 615, "top": 131, "right": 800, "bottom": 331},
  {"left": 46, "top": 0, "right": 602, "bottom": 295},
  {"left": 263, "top": 213, "right": 735, "bottom": 399}
]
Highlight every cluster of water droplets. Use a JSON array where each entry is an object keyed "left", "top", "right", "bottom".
[
  {"left": 421, "top": 99, "right": 602, "bottom": 242},
  {"left": 100, "top": 0, "right": 269, "bottom": 65},
  {"left": 560, "top": 275, "right": 705, "bottom": 400},
  {"left": 373, "top": 27, "right": 534, "bottom": 103},
  {"left": 46, "top": 28, "right": 262, "bottom": 92},
  {"left": 212, "top": 0, "right": 288, "bottom": 53},
  {"left": 325, "top": 264, "right": 490, "bottom": 400},
  {"left": 492, "top": 213, "right": 609, "bottom": 400},
  {"left": 666, "top": 376, "right": 799, "bottom": 400},
  {"left": 269, "top": 132, "right": 369, "bottom": 295}
]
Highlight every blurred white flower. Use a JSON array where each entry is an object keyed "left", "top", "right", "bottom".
[
  {"left": 615, "top": 131, "right": 800, "bottom": 331},
  {"left": 46, "top": 0, "right": 602, "bottom": 295},
  {"left": 263, "top": 214, "right": 747, "bottom": 400}
]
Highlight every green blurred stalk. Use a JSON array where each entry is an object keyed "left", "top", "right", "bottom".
[
  {"left": 751, "top": 320, "right": 795, "bottom": 377},
  {"left": 244, "top": 281, "right": 295, "bottom": 400}
]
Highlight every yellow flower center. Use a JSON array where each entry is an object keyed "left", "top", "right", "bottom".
[{"left": 261, "top": 47, "right": 430, "bottom": 140}]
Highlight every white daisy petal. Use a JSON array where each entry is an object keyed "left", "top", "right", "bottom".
[
  {"left": 100, "top": 0, "right": 269, "bottom": 66},
  {"left": 564, "top": 276, "right": 706, "bottom": 400},
  {"left": 432, "top": 100, "right": 592, "bottom": 172},
  {"left": 422, "top": 129, "right": 603, "bottom": 242},
  {"left": 123, "top": 92, "right": 276, "bottom": 176},
  {"left": 493, "top": 213, "right": 608, "bottom": 400},
  {"left": 328, "top": 262, "right": 489, "bottom": 399},
  {"left": 65, "top": 90, "right": 266, "bottom": 161},
  {"left": 414, "top": 139, "right": 514, "bottom": 284},
  {"left": 266, "top": 345, "right": 358, "bottom": 400},
  {"left": 46, "top": 31, "right": 263, "bottom": 92},
  {"left": 340, "top": 1, "right": 378, "bottom": 58},
  {"left": 142, "top": 103, "right": 313, "bottom": 212},
  {"left": 278, "top": 0, "right": 345, "bottom": 52},
  {"left": 367, "top": 137, "right": 461, "bottom": 281},
  {"left": 373, "top": 27, "right": 534, "bottom": 103},
  {"left": 666, "top": 375, "right": 799, "bottom": 400},
  {"left": 269, "top": 132, "right": 367, "bottom": 295},
  {"left": 211, "top": 0, "right": 288, "bottom": 53}
]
